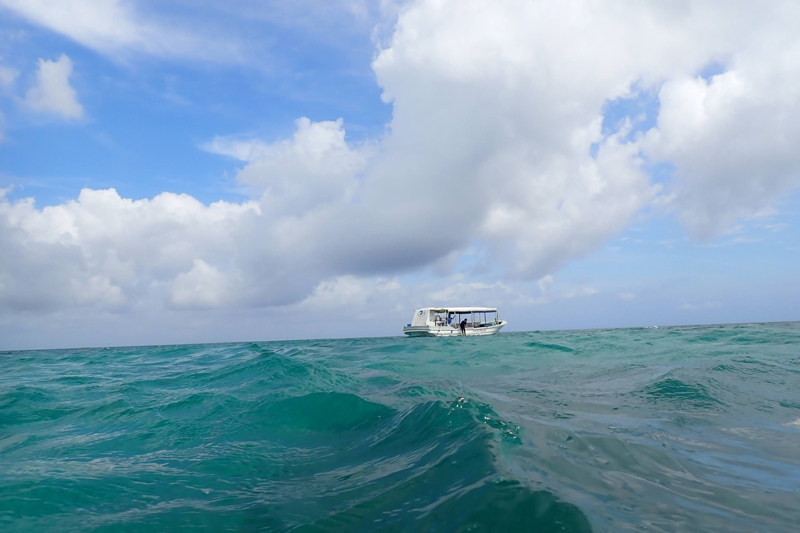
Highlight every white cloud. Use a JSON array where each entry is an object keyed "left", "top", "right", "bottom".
[
  {"left": 0, "top": 0, "right": 239, "bottom": 62},
  {"left": 429, "top": 281, "right": 511, "bottom": 304},
  {"left": 298, "top": 275, "right": 401, "bottom": 314},
  {"left": 293, "top": 274, "right": 552, "bottom": 326},
  {"left": 563, "top": 286, "right": 599, "bottom": 299},
  {"left": 0, "top": 117, "right": 379, "bottom": 317},
  {"left": 0, "top": 188, "right": 261, "bottom": 312},
  {"left": 644, "top": 60, "right": 800, "bottom": 237},
  {"left": 357, "top": 0, "right": 684, "bottom": 279},
  {"left": 4, "top": 0, "right": 800, "bottom": 343},
  {"left": 204, "top": 118, "right": 372, "bottom": 217},
  {"left": 169, "top": 259, "right": 232, "bottom": 309},
  {"left": 369, "top": 0, "right": 800, "bottom": 255},
  {"left": 0, "top": 64, "right": 17, "bottom": 89},
  {"left": 201, "top": 137, "right": 262, "bottom": 162},
  {"left": 23, "top": 55, "right": 84, "bottom": 120}
]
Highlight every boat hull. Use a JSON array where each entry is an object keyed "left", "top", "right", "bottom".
[{"left": 403, "top": 321, "right": 506, "bottom": 337}]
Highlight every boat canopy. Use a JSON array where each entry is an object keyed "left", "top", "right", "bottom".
[{"left": 425, "top": 307, "right": 496, "bottom": 313}]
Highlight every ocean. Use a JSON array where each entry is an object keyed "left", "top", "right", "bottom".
[{"left": 1, "top": 322, "right": 799, "bottom": 532}]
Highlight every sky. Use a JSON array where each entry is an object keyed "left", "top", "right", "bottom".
[{"left": 1, "top": 0, "right": 799, "bottom": 350}]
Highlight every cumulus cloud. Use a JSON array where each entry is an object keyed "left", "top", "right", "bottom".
[
  {"left": 299, "top": 275, "right": 402, "bottom": 314},
  {"left": 293, "top": 273, "right": 589, "bottom": 325},
  {"left": 0, "top": 188, "right": 260, "bottom": 312},
  {"left": 23, "top": 55, "right": 84, "bottom": 120},
  {"left": 169, "top": 259, "right": 232, "bottom": 309},
  {"left": 643, "top": 63, "right": 800, "bottom": 237},
  {"left": 4, "top": 0, "right": 800, "bottom": 334},
  {"left": 369, "top": 0, "right": 800, "bottom": 260},
  {"left": 203, "top": 118, "right": 372, "bottom": 216}
]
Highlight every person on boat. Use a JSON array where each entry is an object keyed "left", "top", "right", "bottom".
[
  {"left": 448, "top": 313, "right": 454, "bottom": 325},
  {"left": 460, "top": 318, "right": 467, "bottom": 335}
]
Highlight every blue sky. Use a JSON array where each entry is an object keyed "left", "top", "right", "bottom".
[
  {"left": 1, "top": 1, "right": 799, "bottom": 350},
  {"left": 0, "top": 3, "right": 390, "bottom": 206}
]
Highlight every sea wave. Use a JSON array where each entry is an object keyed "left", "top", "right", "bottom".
[{"left": 2, "top": 323, "right": 800, "bottom": 532}]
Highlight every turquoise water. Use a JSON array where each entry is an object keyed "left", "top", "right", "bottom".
[{"left": 2, "top": 323, "right": 800, "bottom": 532}]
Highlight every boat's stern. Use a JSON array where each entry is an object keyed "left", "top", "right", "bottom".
[{"left": 403, "top": 325, "right": 434, "bottom": 337}]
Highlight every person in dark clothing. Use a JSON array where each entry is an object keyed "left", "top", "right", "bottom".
[{"left": 460, "top": 318, "right": 467, "bottom": 336}]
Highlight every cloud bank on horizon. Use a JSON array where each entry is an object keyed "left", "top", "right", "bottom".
[{"left": 1, "top": 0, "right": 799, "bottom": 347}]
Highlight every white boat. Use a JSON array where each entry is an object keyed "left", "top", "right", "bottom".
[{"left": 403, "top": 307, "right": 507, "bottom": 337}]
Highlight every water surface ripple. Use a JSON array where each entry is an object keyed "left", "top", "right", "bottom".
[{"left": 2, "top": 322, "right": 800, "bottom": 532}]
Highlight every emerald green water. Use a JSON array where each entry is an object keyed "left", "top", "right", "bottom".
[{"left": 2, "top": 323, "right": 800, "bottom": 532}]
